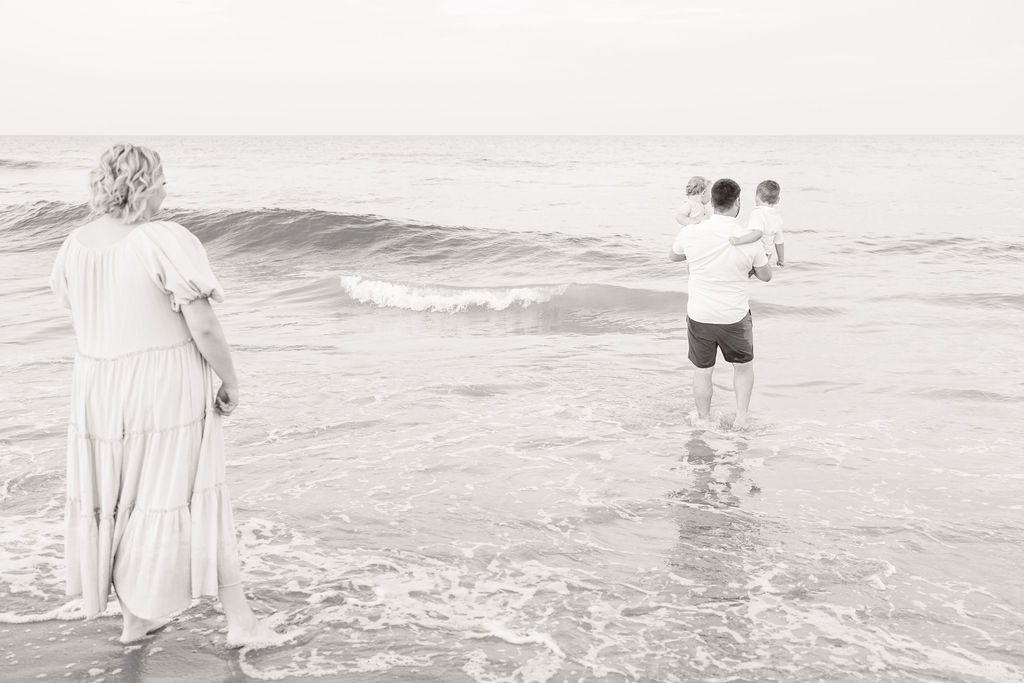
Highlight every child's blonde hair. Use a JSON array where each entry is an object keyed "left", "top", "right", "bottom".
[
  {"left": 88, "top": 144, "right": 163, "bottom": 224},
  {"left": 685, "top": 176, "right": 710, "bottom": 197},
  {"left": 756, "top": 180, "right": 781, "bottom": 205}
]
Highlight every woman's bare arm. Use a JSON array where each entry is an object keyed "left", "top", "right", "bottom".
[{"left": 181, "top": 297, "right": 239, "bottom": 414}]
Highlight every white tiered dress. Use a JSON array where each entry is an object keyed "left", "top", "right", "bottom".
[{"left": 49, "top": 220, "right": 241, "bottom": 620}]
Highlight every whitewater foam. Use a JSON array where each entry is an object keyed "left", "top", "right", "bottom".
[{"left": 338, "top": 275, "right": 568, "bottom": 313}]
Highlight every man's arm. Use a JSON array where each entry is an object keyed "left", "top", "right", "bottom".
[
  {"left": 675, "top": 212, "right": 696, "bottom": 227},
  {"left": 669, "top": 229, "right": 688, "bottom": 262}
]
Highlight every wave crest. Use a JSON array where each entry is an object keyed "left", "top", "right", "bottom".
[
  {"left": 339, "top": 276, "right": 567, "bottom": 313},
  {"left": 1, "top": 202, "right": 635, "bottom": 270}
]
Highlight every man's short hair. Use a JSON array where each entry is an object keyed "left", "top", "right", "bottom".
[
  {"left": 711, "top": 178, "right": 741, "bottom": 210},
  {"left": 685, "top": 175, "right": 709, "bottom": 197},
  {"left": 756, "top": 180, "right": 781, "bottom": 205}
]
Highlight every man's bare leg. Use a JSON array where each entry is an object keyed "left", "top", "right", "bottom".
[
  {"left": 693, "top": 366, "right": 714, "bottom": 420},
  {"left": 732, "top": 361, "right": 754, "bottom": 429}
]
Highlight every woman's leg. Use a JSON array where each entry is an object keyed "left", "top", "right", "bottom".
[
  {"left": 219, "top": 583, "right": 278, "bottom": 646},
  {"left": 119, "top": 585, "right": 276, "bottom": 645},
  {"left": 117, "top": 597, "right": 170, "bottom": 644}
]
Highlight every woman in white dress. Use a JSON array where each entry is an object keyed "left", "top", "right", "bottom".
[{"left": 49, "top": 144, "right": 276, "bottom": 645}]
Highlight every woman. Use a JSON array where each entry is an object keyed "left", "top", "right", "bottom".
[{"left": 49, "top": 144, "right": 276, "bottom": 646}]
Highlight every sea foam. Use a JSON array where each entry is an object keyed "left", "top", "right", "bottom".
[{"left": 338, "top": 275, "right": 567, "bottom": 313}]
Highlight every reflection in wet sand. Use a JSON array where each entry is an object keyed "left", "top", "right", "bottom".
[{"left": 667, "top": 431, "right": 766, "bottom": 673}]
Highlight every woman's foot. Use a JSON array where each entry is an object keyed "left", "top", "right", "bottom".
[
  {"left": 219, "top": 583, "right": 281, "bottom": 648},
  {"left": 119, "top": 614, "right": 170, "bottom": 644},
  {"left": 225, "top": 615, "right": 280, "bottom": 649}
]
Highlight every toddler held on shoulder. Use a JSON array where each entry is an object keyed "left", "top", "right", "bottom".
[
  {"left": 675, "top": 176, "right": 712, "bottom": 227},
  {"left": 730, "top": 180, "right": 785, "bottom": 268}
]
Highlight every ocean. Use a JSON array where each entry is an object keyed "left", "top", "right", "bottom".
[{"left": 1, "top": 136, "right": 1022, "bottom": 682}]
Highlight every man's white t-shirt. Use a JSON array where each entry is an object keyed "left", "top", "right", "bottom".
[
  {"left": 671, "top": 214, "right": 768, "bottom": 324},
  {"left": 748, "top": 205, "right": 784, "bottom": 257}
]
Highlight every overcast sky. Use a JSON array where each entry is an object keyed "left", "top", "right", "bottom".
[{"left": 1, "top": 0, "right": 1020, "bottom": 135}]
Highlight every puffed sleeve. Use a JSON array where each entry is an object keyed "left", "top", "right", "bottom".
[
  {"left": 49, "top": 237, "right": 71, "bottom": 309},
  {"left": 132, "top": 221, "right": 224, "bottom": 312}
]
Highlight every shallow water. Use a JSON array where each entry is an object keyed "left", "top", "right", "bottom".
[{"left": 2, "top": 136, "right": 1023, "bottom": 681}]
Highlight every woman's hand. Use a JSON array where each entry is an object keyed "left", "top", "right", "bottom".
[{"left": 215, "top": 383, "right": 239, "bottom": 416}]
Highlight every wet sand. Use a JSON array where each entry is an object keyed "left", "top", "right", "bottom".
[{"left": 1, "top": 607, "right": 263, "bottom": 683}]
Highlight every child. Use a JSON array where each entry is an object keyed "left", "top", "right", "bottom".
[
  {"left": 730, "top": 179, "right": 785, "bottom": 267},
  {"left": 675, "top": 176, "right": 712, "bottom": 227}
]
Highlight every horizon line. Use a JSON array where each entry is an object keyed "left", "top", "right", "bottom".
[{"left": 2, "top": 132, "right": 1022, "bottom": 138}]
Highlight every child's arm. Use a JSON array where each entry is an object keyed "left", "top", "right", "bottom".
[
  {"left": 732, "top": 209, "right": 767, "bottom": 245},
  {"left": 772, "top": 223, "right": 785, "bottom": 265},
  {"left": 729, "top": 229, "right": 763, "bottom": 246}
]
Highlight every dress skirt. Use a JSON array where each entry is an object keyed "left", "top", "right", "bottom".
[{"left": 64, "top": 339, "right": 241, "bottom": 619}]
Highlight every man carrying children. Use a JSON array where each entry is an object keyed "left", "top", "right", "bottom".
[{"left": 669, "top": 178, "right": 772, "bottom": 429}]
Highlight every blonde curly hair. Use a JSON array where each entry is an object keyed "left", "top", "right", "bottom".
[
  {"left": 88, "top": 144, "right": 164, "bottom": 223},
  {"left": 685, "top": 175, "right": 710, "bottom": 197}
]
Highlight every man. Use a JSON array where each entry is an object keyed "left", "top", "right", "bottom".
[{"left": 669, "top": 178, "right": 771, "bottom": 429}]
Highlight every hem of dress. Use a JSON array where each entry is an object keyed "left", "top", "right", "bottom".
[
  {"left": 66, "top": 571, "right": 241, "bottom": 621},
  {"left": 66, "top": 481, "right": 241, "bottom": 620}
]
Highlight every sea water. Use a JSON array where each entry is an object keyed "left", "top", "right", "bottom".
[{"left": 1, "top": 136, "right": 1022, "bottom": 681}]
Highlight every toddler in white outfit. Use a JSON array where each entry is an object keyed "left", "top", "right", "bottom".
[
  {"left": 730, "top": 180, "right": 786, "bottom": 266},
  {"left": 675, "top": 176, "right": 712, "bottom": 227}
]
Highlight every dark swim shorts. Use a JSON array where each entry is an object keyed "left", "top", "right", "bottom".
[{"left": 686, "top": 311, "right": 754, "bottom": 368}]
